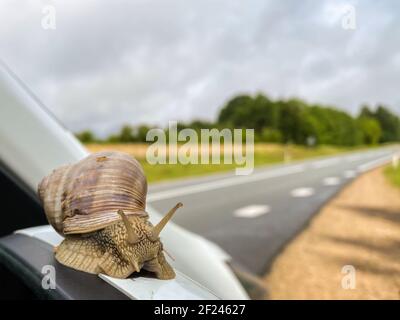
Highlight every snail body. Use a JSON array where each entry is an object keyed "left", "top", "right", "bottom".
[{"left": 38, "top": 151, "right": 181, "bottom": 279}]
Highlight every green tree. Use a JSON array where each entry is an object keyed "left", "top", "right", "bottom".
[
  {"left": 217, "top": 93, "right": 278, "bottom": 133},
  {"left": 304, "top": 105, "right": 363, "bottom": 146},
  {"left": 277, "top": 98, "right": 314, "bottom": 144},
  {"left": 373, "top": 105, "right": 400, "bottom": 142},
  {"left": 359, "top": 105, "right": 374, "bottom": 118},
  {"left": 218, "top": 94, "right": 254, "bottom": 127},
  {"left": 75, "top": 130, "right": 96, "bottom": 143},
  {"left": 101, "top": 94, "right": 399, "bottom": 147},
  {"left": 358, "top": 116, "right": 382, "bottom": 145},
  {"left": 106, "top": 134, "right": 120, "bottom": 143},
  {"left": 119, "top": 125, "right": 135, "bottom": 142},
  {"left": 260, "top": 128, "right": 282, "bottom": 143},
  {"left": 136, "top": 125, "right": 152, "bottom": 142}
]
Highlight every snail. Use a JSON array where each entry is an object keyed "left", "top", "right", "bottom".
[{"left": 38, "top": 151, "right": 182, "bottom": 280}]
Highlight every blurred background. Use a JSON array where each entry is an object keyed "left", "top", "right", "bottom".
[
  {"left": 2, "top": 1, "right": 400, "bottom": 177},
  {"left": 1, "top": 1, "right": 400, "bottom": 299}
]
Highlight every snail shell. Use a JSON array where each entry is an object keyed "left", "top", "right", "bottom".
[{"left": 38, "top": 151, "right": 148, "bottom": 236}]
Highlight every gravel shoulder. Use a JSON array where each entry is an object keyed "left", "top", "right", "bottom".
[{"left": 263, "top": 166, "right": 400, "bottom": 299}]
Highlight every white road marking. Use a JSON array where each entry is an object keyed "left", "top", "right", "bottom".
[
  {"left": 343, "top": 170, "right": 356, "bottom": 179},
  {"left": 234, "top": 205, "right": 270, "bottom": 218},
  {"left": 346, "top": 151, "right": 386, "bottom": 162},
  {"left": 147, "top": 164, "right": 305, "bottom": 202},
  {"left": 311, "top": 158, "right": 340, "bottom": 168},
  {"left": 291, "top": 187, "right": 315, "bottom": 198},
  {"left": 147, "top": 150, "right": 394, "bottom": 202},
  {"left": 346, "top": 154, "right": 363, "bottom": 162},
  {"left": 357, "top": 155, "right": 393, "bottom": 172},
  {"left": 323, "top": 176, "right": 340, "bottom": 186}
]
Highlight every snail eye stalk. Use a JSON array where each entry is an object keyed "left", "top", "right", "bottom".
[
  {"left": 150, "top": 202, "right": 183, "bottom": 241},
  {"left": 118, "top": 209, "right": 140, "bottom": 244}
]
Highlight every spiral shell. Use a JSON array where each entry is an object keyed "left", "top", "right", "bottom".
[{"left": 38, "top": 151, "right": 148, "bottom": 236}]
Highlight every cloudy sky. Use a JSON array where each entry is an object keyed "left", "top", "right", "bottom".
[{"left": 1, "top": 0, "right": 399, "bottom": 136}]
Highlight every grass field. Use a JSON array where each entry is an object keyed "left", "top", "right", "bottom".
[
  {"left": 384, "top": 164, "right": 400, "bottom": 188},
  {"left": 85, "top": 143, "right": 378, "bottom": 183}
]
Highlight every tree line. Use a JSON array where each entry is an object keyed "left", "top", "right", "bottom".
[{"left": 76, "top": 93, "right": 400, "bottom": 146}]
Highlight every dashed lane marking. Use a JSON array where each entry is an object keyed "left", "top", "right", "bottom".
[
  {"left": 323, "top": 176, "right": 340, "bottom": 186},
  {"left": 343, "top": 170, "right": 356, "bottom": 179},
  {"left": 291, "top": 187, "right": 315, "bottom": 198},
  {"left": 234, "top": 205, "right": 270, "bottom": 218}
]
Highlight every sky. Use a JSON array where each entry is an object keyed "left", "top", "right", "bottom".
[{"left": 1, "top": 0, "right": 399, "bottom": 137}]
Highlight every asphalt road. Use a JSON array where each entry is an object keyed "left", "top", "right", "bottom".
[{"left": 147, "top": 147, "right": 399, "bottom": 276}]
